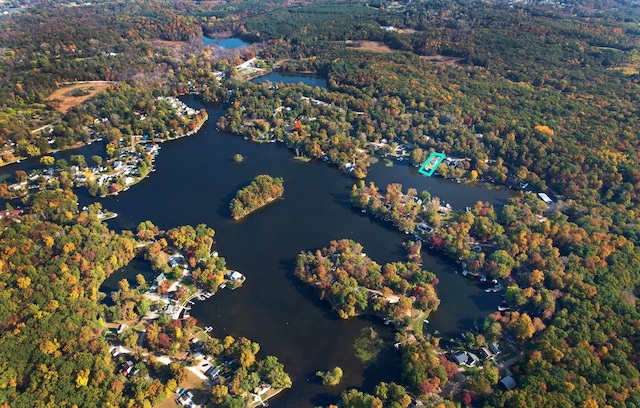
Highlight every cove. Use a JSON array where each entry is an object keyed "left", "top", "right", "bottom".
[{"left": 89, "top": 94, "right": 513, "bottom": 406}]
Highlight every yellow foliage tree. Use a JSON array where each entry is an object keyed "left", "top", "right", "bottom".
[
  {"left": 39, "top": 340, "right": 59, "bottom": 355},
  {"left": 76, "top": 369, "right": 90, "bottom": 388},
  {"left": 62, "top": 242, "right": 75, "bottom": 254},
  {"left": 43, "top": 236, "right": 54, "bottom": 247},
  {"left": 239, "top": 349, "right": 256, "bottom": 368},
  {"left": 16, "top": 276, "right": 31, "bottom": 289},
  {"left": 534, "top": 125, "right": 555, "bottom": 136}
]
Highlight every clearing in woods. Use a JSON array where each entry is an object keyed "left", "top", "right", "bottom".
[
  {"left": 351, "top": 40, "right": 395, "bottom": 53},
  {"left": 347, "top": 41, "right": 463, "bottom": 66},
  {"left": 46, "top": 81, "right": 115, "bottom": 113}
]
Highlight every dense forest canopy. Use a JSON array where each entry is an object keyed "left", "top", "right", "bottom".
[{"left": 1, "top": 0, "right": 640, "bottom": 406}]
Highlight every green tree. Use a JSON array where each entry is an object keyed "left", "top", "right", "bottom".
[
  {"left": 317, "top": 366, "right": 343, "bottom": 385},
  {"left": 91, "top": 155, "right": 103, "bottom": 167}
]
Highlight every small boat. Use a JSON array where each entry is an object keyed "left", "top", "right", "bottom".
[{"left": 219, "top": 283, "right": 227, "bottom": 289}]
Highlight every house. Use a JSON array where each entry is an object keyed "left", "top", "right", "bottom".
[
  {"left": 227, "top": 271, "right": 244, "bottom": 281},
  {"left": 176, "top": 390, "right": 194, "bottom": 406},
  {"left": 537, "top": 192, "right": 553, "bottom": 204},
  {"left": 489, "top": 343, "right": 501, "bottom": 355},
  {"left": 500, "top": 375, "right": 517, "bottom": 390},
  {"left": 154, "top": 273, "right": 166, "bottom": 286},
  {"left": 0, "top": 209, "right": 23, "bottom": 219},
  {"left": 168, "top": 255, "right": 185, "bottom": 268},
  {"left": 110, "top": 345, "right": 132, "bottom": 357},
  {"left": 478, "top": 347, "right": 492, "bottom": 359},
  {"left": 205, "top": 366, "right": 221, "bottom": 380},
  {"left": 254, "top": 383, "right": 271, "bottom": 396},
  {"left": 466, "top": 352, "right": 479, "bottom": 367},
  {"left": 120, "top": 360, "right": 134, "bottom": 376},
  {"left": 451, "top": 351, "right": 479, "bottom": 367},
  {"left": 417, "top": 223, "right": 433, "bottom": 234},
  {"left": 451, "top": 352, "right": 467, "bottom": 365},
  {"left": 144, "top": 144, "right": 157, "bottom": 153}
]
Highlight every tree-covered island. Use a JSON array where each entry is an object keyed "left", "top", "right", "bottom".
[{"left": 229, "top": 174, "right": 284, "bottom": 220}]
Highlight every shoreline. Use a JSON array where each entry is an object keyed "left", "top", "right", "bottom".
[{"left": 231, "top": 195, "right": 282, "bottom": 221}]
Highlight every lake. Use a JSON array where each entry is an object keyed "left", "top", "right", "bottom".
[
  {"left": 1, "top": 75, "right": 514, "bottom": 407},
  {"left": 203, "top": 36, "right": 251, "bottom": 49}
]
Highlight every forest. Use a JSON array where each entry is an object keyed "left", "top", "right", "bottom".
[
  {"left": 229, "top": 174, "right": 285, "bottom": 220},
  {"left": 0, "top": 0, "right": 640, "bottom": 406}
]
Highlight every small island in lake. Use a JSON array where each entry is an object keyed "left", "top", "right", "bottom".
[{"left": 230, "top": 174, "right": 284, "bottom": 220}]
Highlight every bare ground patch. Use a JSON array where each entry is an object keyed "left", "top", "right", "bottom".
[
  {"left": 150, "top": 39, "right": 188, "bottom": 50},
  {"left": 420, "top": 54, "right": 464, "bottom": 67},
  {"left": 353, "top": 40, "right": 395, "bottom": 53},
  {"left": 46, "top": 81, "right": 115, "bottom": 113}
]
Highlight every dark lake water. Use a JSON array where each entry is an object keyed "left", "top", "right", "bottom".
[
  {"left": 1, "top": 75, "right": 514, "bottom": 407},
  {"left": 251, "top": 72, "right": 329, "bottom": 89},
  {"left": 203, "top": 36, "right": 250, "bottom": 49}
]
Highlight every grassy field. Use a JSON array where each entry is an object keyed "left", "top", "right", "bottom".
[{"left": 46, "top": 81, "right": 115, "bottom": 113}]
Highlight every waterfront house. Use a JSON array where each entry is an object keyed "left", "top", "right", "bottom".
[
  {"left": 154, "top": 273, "right": 166, "bottom": 286},
  {"left": 451, "top": 351, "right": 467, "bottom": 365},
  {"left": 451, "top": 351, "right": 479, "bottom": 367},
  {"left": 227, "top": 271, "right": 244, "bottom": 281},
  {"left": 254, "top": 384, "right": 272, "bottom": 396}
]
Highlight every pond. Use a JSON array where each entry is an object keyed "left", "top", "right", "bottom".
[{"left": 203, "top": 36, "right": 251, "bottom": 49}]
